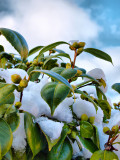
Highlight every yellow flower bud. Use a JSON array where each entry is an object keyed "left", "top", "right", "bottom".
[
  {"left": 15, "top": 101, "right": 22, "bottom": 109},
  {"left": 103, "top": 127, "right": 110, "bottom": 134},
  {"left": 81, "top": 114, "right": 88, "bottom": 121},
  {"left": 11, "top": 74, "right": 22, "bottom": 84},
  {"left": 77, "top": 48, "right": 83, "bottom": 55},
  {"left": 78, "top": 42, "right": 85, "bottom": 48},
  {"left": 19, "top": 79, "right": 28, "bottom": 88},
  {"left": 66, "top": 63, "right": 71, "bottom": 69}
]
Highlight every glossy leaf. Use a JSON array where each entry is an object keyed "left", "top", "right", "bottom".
[
  {"left": 84, "top": 48, "right": 112, "bottom": 63},
  {"left": 30, "top": 70, "right": 72, "bottom": 89},
  {"left": 48, "top": 138, "right": 73, "bottom": 160},
  {"left": 0, "top": 118, "right": 13, "bottom": 157},
  {"left": 80, "top": 121, "right": 94, "bottom": 138},
  {"left": 43, "top": 53, "right": 71, "bottom": 66},
  {"left": 112, "top": 83, "right": 120, "bottom": 94},
  {"left": 41, "top": 82, "right": 70, "bottom": 115},
  {"left": 81, "top": 74, "right": 100, "bottom": 85},
  {"left": 98, "top": 100, "right": 111, "bottom": 119},
  {"left": 0, "top": 28, "right": 28, "bottom": 60},
  {"left": 0, "top": 83, "right": 16, "bottom": 105},
  {"left": 0, "top": 45, "right": 4, "bottom": 52},
  {"left": 28, "top": 46, "right": 43, "bottom": 57},
  {"left": 0, "top": 52, "right": 13, "bottom": 60},
  {"left": 15, "top": 63, "right": 27, "bottom": 70},
  {"left": 75, "top": 89, "right": 98, "bottom": 112},
  {"left": 39, "top": 41, "right": 69, "bottom": 57},
  {"left": 51, "top": 67, "right": 77, "bottom": 80},
  {"left": 24, "top": 112, "right": 45, "bottom": 157},
  {"left": 3, "top": 150, "right": 12, "bottom": 160},
  {"left": 96, "top": 86, "right": 107, "bottom": 100},
  {"left": 92, "top": 126, "right": 100, "bottom": 149},
  {"left": 90, "top": 150, "right": 118, "bottom": 160},
  {"left": 78, "top": 134, "right": 98, "bottom": 153}
]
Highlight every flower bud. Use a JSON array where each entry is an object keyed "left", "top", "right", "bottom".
[
  {"left": 89, "top": 116, "right": 95, "bottom": 124},
  {"left": 66, "top": 63, "right": 71, "bottom": 69},
  {"left": 111, "top": 125, "right": 119, "bottom": 134},
  {"left": 77, "top": 48, "right": 83, "bottom": 55},
  {"left": 19, "top": 79, "right": 28, "bottom": 88},
  {"left": 17, "top": 85, "right": 24, "bottom": 92},
  {"left": 15, "top": 101, "right": 22, "bottom": 109},
  {"left": 32, "top": 59, "right": 38, "bottom": 66},
  {"left": 78, "top": 42, "right": 85, "bottom": 48},
  {"left": 70, "top": 131, "right": 77, "bottom": 139},
  {"left": 103, "top": 127, "right": 110, "bottom": 134},
  {"left": 11, "top": 74, "right": 22, "bottom": 84},
  {"left": 81, "top": 114, "right": 88, "bottom": 121},
  {"left": 75, "top": 70, "right": 82, "bottom": 77},
  {"left": 71, "top": 42, "right": 79, "bottom": 49}
]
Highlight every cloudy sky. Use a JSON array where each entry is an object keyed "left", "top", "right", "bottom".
[{"left": 0, "top": 0, "right": 120, "bottom": 103}]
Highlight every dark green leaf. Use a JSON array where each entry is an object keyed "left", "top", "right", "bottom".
[
  {"left": 39, "top": 41, "right": 69, "bottom": 57},
  {"left": 28, "top": 46, "right": 43, "bottom": 57},
  {"left": 0, "top": 118, "right": 13, "bottom": 157},
  {"left": 0, "top": 52, "right": 13, "bottom": 60},
  {"left": 15, "top": 63, "right": 27, "bottom": 70},
  {"left": 48, "top": 138, "right": 72, "bottom": 160},
  {"left": 80, "top": 121, "right": 94, "bottom": 138},
  {"left": 112, "top": 83, "right": 120, "bottom": 94},
  {"left": 24, "top": 112, "right": 45, "bottom": 158},
  {"left": 41, "top": 82, "right": 70, "bottom": 115},
  {"left": 78, "top": 134, "right": 98, "bottom": 153},
  {"left": 0, "top": 28, "right": 28, "bottom": 60},
  {"left": 51, "top": 67, "right": 77, "bottom": 80},
  {"left": 92, "top": 126, "right": 100, "bottom": 149},
  {"left": 84, "top": 48, "right": 112, "bottom": 64},
  {"left": 30, "top": 70, "right": 72, "bottom": 89},
  {"left": 0, "top": 45, "right": 4, "bottom": 52},
  {"left": 81, "top": 74, "right": 100, "bottom": 85},
  {"left": 0, "top": 83, "right": 16, "bottom": 105},
  {"left": 98, "top": 100, "right": 111, "bottom": 119}
]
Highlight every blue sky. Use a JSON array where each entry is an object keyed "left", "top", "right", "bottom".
[{"left": 0, "top": 0, "right": 120, "bottom": 103}]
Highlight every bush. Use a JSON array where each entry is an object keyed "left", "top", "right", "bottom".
[{"left": 0, "top": 28, "right": 120, "bottom": 160}]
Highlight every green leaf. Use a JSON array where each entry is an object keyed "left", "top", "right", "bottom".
[
  {"left": 90, "top": 150, "right": 119, "bottom": 160},
  {"left": 3, "top": 150, "right": 12, "bottom": 160},
  {"left": 0, "top": 28, "right": 28, "bottom": 60},
  {"left": 81, "top": 74, "right": 100, "bottom": 85},
  {"left": 78, "top": 134, "right": 98, "bottom": 153},
  {"left": 96, "top": 86, "right": 107, "bottom": 100},
  {"left": 0, "top": 45, "right": 4, "bottom": 52},
  {"left": 4, "top": 111, "right": 20, "bottom": 132},
  {"left": 92, "top": 126, "right": 100, "bottom": 149},
  {"left": 43, "top": 53, "right": 71, "bottom": 67},
  {"left": 28, "top": 66, "right": 40, "bottom": 82},
  {"left": 39, "top": 41, "right": 69, "bottom": 57},
  {"left": 48, "top": 138, "right": 72, "bottom": 160},
  {"left": 80, "top": 121, "right": 94, "bottom": 138},
  {"left": 112, "top": 83, "right": 120, "bottom": 94},
  {"left": 98, "top": 100, "right": 111, "bottom": 119},
  {"left": 30, "top": 70, "right": 72, "bottom": 89},
  {"left": 0, "top": 52, "right": 13, "bottom": 60},
  {"left": 0, "top": 118, "right": 13, "bottom": 157},
  {"left": 75, "top": 89, "right": 98, "bottom": 112},
  {"left": 51, "top": 67, "right": 77, "bottom": 80},
  {"left": 28, "top": 46, "right": 43, "bottom": 57},
  {"left": 24, "top": 112, "right": 45, "bottom": 158},
  {"left": 41, "top": 82, "right": 70, "bottom": 115},
  {"left": 0, "top": 83, "right": 16, "bottom": 105},
  {"left": 84, "top": 48, "right": 113, "bottom": 64},
  {"left": 15, "top": 63, "right": 27, "bottom": 70}
]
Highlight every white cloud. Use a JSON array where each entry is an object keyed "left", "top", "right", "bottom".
[{"left": 0, "top": 0, "right": 101, "bottom": 52}]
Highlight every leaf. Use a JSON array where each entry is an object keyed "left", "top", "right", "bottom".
[
  {"left": 96, "top": 86, "right": 107, "bottom": 100},
  {"left": 0, "top": 118, "right": 13, "bottom": 157},
  {"left": 92, "top": 126, "right": 100, "bottom": 149},
  {"left": 4, "top": 111, "right": 20, "bottom": 132},
  {"left": 30, "top": 70, "right": 72, "bottom": 89},
  {"left": 43, "top": 53, "right": 71, "bottom": 66},
  {"left": 24, "top": 112, "right": 45, "bottom": 158},
  {"left": 41, "top": 82, "right": 70, "bottom": 115},
  {"left": 28, "top": 66, "right": 40, "bottom": 82},
  {"left": 78, "top": 134, "right": 98, "bottom": 153},
  {"left": 98, "top": 100, "right": 111, "bottom": 119},
  {"left": 48, "top": 138, "right": 73, "bottom": 160},
  {"left": 80, "top": 121, "right": 94, "bottom": 138},
  {"left": 112, "top": 83, "right": 120, "bottom": 94},
  {"left": 90, "top": 150, "right": 119, "bottom": 160},
  {"left": 15, "top": 63, "right": 27, "bottom": 70},
  {"left": 51, "top": 67, "right": 77, "bottom": 80},
  {"left": 0, "top": 52, "right": 13, "bottom": 60},
  {"left": 81, "top": 74, "right": 100, "bottom": 85},
  {"left": 75, "top": 89, "right": 98, "bottom": 112},
  {"left": 0, "top": 28, "right": 28, "bottom": 60},
  {"left": 28, "top": 46, "right": 43, "bottom": 57},
  {"left": 84, "top": 48, "right": 113, "bottom": 63},
  {"left": 3, "top": 150, "right": 12, "bottom": 160},
  {"left": 0, "top": 45, "right": 4, "bottom": 52},
  {"left": 39, "top": 41, "right": 69, "bottom": 57},
  {"left": 0, "top": 83, "right": 16, "bottom": 105}
]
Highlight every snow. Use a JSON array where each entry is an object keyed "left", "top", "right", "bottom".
[{"left": 35, "top": 117, "right": 64, "bottom": 141}]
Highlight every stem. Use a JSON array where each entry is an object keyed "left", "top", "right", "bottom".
[
  {"left": 20, "top": 92, "right": 23, "bottom": 102},
  {"left": 72, "top": 49, "right": 77, "bottom": 69},
  {"left": 76, "top": 80, "right": 92, "bottom": 88},
  {"left": 77, "top": 82, "right": 93, "bottom": 89}
]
